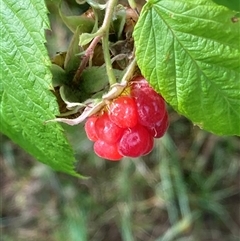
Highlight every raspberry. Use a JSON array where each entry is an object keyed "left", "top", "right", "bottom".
[
  {"left": 94, "top": 140, "right": 123, "bottom": 161},
  {"left": 118, "top": 125, "right": 153, "bottom": 157},
  {"left": 109, "top": 96, "right": 138, "bottom": 128},
  {"left": 143, "top": 135, "right": 154, "bottom": 155},
  {"left": 131, "top": 87, "right": 166, "bottom": 128},
  {"left": 148, "top": 111, "right": 169, "bottom": 138},
  {"left": 95, "top": 113, "right": 124, "bottom": 144},
  {"left": 130, "top": 76, "right": 149, "bottom": 89},
  {"left": 85, "top": 116, "right": 99, "bottom": 141},
  {"left": 84, "top": 76, "right": 169, "bottom": 161}
]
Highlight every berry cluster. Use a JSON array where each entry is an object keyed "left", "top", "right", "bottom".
[{"left": 84, "top": 76, "right": 169, "bottom": 161}]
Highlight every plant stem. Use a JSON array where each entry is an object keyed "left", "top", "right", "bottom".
[
  {"left": 121, "top": 58, "right": 136, "bottom": 83},
  {"left": 100, "top": 0, "right": 118, "bottom": 85},
  {"left": 73, "top": 35, "right": 101, "bottom": 85},
  {"left": 102, "top": 35, "right": 116, "bottom": 85},
  {"left": 73, "top": 0, "right": 118, "bottom": 86}
]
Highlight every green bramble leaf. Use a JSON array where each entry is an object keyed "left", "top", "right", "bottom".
[
  {"left": 51, "top": 64, "right": 68, "bottom": 87},
  {"left": 112, "top": 5, "right": 126, "bottom": 40},
  {"left": 213, "top": 0, "right": 240, "bottom": 11},
  {"left": 85, "top": 0, "right": 106, "bottom": 10},
  {"left": 64, "top": 26, "right": 84, "bottom": 73},
  {"left": 80, "top": 66, "right": 124, "bottom": 94},
  {"left": 47, "top": 0, "right": 94, "bottom": 33},
  {"left": 58, "top": 9, "right": 94, "bottom": 34},
  {"left": 0, "top": 0, "right": 82, "bottom": 177},
  {"left": 79, "top": 32, "right": 97, "bottom": 46},
  {"left": 134, "top": 0, "right": 240, "bottom": 136}
]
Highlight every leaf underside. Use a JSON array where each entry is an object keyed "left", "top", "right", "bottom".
[
  {"left": 0, "top": 0, "right": 81, "bottom": 176},
  {"left": 134, "top": 0, "right": 240, "bottom": 135}
]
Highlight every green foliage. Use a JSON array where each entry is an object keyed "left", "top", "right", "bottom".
[
  {"left": 213, "top": 0, "right": 240, "bottom": 11},
  {"left": 0, "top": 0, "right": 80, "bottom": 176},
  {"left": 80, "top": 66, "right": 123, "bottom": 94},
  {"left": 48, "top": 0, "right": 94, "bottom": 33},
  {"left": 1, "top": 0, "right": 239, "bottom": 240},
  {"left": 133, "top": 0, "right": 240, "bottom": 136},
  {"left": 1, "top": 0, "right": 239, "bottom": 176}
]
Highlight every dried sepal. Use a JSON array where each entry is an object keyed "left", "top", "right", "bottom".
[{"left": 45, "top": 99, "right": 105, "bottom": 126}]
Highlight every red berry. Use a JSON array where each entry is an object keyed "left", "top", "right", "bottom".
[
  {"left": 85, "top": 75, "right": 168, "bottom": 160},
  {"left": 85, "top": 116, "right": 98, "bottom": 141},
  {"left": 94, "top": 140, "right": 123, "bottom": 161},
  {"left": 109, "top": 96, "right": 138, "bottom": 128},
  {"left": 131, "top": 87, "right": 166, "bottom": 127},
  {"left": 95, "top": 113, "right": 124, "bottom": 144},
  {"left": 143, "top": 135, "right": 154, "bottom": 155},
  {"left": 118, "top": 125, "right": 153, "bottom": 157},
  {"left": 148, "top": 111, "right": 169, "bottom": 138},
  {"left": 130, "top": 76, "right": 149, "bottom": 89}
]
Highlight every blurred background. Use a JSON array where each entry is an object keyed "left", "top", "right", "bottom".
[{"left": 1, "top": 0, "right": 240, "bottom": 240}]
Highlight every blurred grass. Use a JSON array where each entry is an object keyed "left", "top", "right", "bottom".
[
  {"left": 1, "top": 111, "right": 239, "bottom": 241},
  {"left": 1, "top": 0, "right": 240, "bottom": 240}
]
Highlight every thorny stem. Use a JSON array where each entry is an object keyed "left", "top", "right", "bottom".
[{"left": 73, "top": 0, "right": 118, "bottom": 86}]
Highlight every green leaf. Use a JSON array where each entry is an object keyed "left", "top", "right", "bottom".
[
  {"left": 134, "top": 0, "right": 240, "bottom": 136},
  {"left": 79, "top": 32, "right": 97, "bottom": 46},
  {"left": 86, "top": 0, "right": 106, "bottom": 10},
  {"left": 46, "top": 0, "right": 94, "bottom": 33},
  {"left": 58, "top": 3, "right": 94, "bottom": 33},
  {"left": 51, "top": 64, "right": 68, "bottom": 87},
  {"left": 213, "top": 0, "right": 240, "bottom": 11},
  {"left": 64, "top": 27, "right": 84, "bottom": 73},
  {"left": 80, "top": 66, "right": 124, "bottom": 94},
  {"left": 0, "top": 0, "right": 81, "bottom": 177},
  {"left": 112, "top": 5, "right": 126, "bottom": 40}
]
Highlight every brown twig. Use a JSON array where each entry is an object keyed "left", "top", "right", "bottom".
[{"left": 72, "top": 35, "right": 102, "bottom": 85}]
